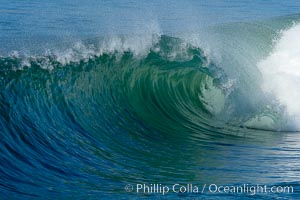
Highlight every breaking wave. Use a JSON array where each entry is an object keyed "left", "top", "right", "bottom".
[{"left": 1, "top": 14, "right": 300, "bottom": 198}]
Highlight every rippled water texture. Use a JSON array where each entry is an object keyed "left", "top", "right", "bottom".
[{"left": 1, "top": 1, "right": 300, "bottom": 199}]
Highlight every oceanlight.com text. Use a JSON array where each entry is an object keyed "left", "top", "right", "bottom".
[{"left": 124, "top": 183, "right": 294, "bottom": 196}]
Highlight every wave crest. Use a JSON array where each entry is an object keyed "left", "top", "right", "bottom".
[{"left": 258, "top": 23, "right": 300, "bottom": 129}]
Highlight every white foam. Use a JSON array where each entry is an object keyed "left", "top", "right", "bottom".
[
  {"left": 5, "top": 21, "right": 162, "bottom": 71},
  {"left": 99, "top": 21, "right": 162, "bottom": 56},
  {"left": 258, "top": 23, "right": 300, "bottom": 127}
]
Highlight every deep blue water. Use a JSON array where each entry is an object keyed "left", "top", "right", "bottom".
[
  {"left": 1, "top": 0, "right": 300, "bottom": 52},
  {"left": 1, "top": 1, "right": 300, "bottom": 199}
]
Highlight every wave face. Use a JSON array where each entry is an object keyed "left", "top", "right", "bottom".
[{"left": 1, "top": 15, "right": 300, "bottom": 199}]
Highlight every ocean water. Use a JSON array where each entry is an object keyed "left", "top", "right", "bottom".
[{"left": 1, "top": 1, "right": 300, "bottom": 199}]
